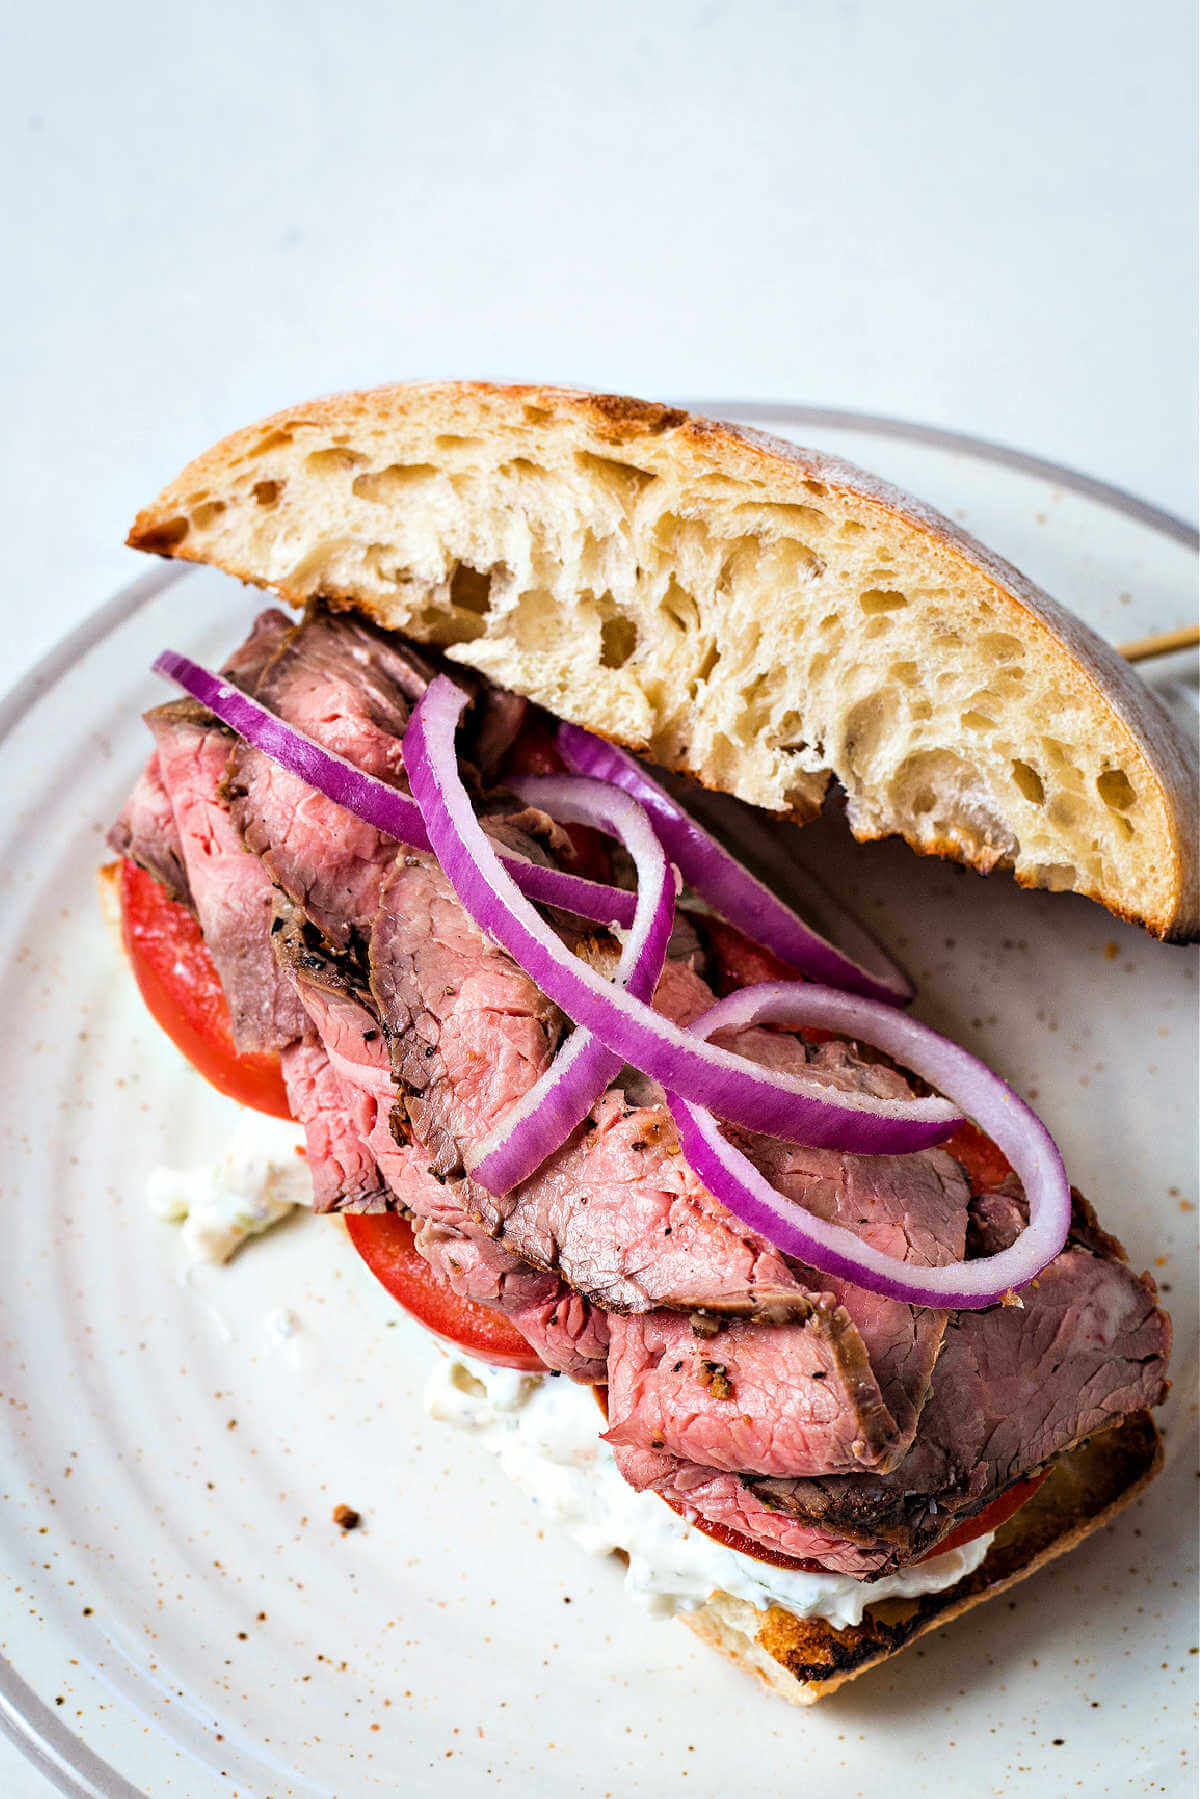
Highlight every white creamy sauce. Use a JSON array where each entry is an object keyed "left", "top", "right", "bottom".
[
  {"left": 147, "top": 1113, "right": 309, "bottom": 1263},
  {"left": 426, "top": 1353, "right": 994, "bottom": 1629}
]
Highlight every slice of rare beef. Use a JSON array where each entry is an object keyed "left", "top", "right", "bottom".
[
  {"left": 372, "top": 884, "right": 968, "bottom": 1471},
  {"left": 151, "top": 703, "right": 309, "bottom": 1052},
  {"left": 280, "top": 1040, "right": 391, "bottom": 1213},
  {"left": 368, "top": 853, "right": 564, "bottom": 1177},
  {"left": 107, "top": 609, "right": 294, "bottom": 907},
  {"left": 226, "top": 610, "right": 437, "bottom": 947},
  {"left": 413, "top": 1219, "right": 610, "bottom": 1382},
  {"left": 107, "top": 751, "right": 192, "bottom": 904},
  {"left": 609, "top": 1440, "right": 893, "bottom": 1575},
  {"left": 736, "top": 1186, "right": 1171, "bottom": 1568}
]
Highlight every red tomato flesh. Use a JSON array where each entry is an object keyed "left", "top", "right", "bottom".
[
  {"left": 345, "top": 1213, "right": 545, "bottom": 1372},
  {"left": 941, "top": 1120, "right": 1015, "bottom": 1194},
  {"left": 916, "top": 1471, "right": 1047, "bottom": 1560},
  {"left": 117, "top": 859, "right": 292, "bottom": 1119}
]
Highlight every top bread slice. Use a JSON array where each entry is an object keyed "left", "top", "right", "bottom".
[{"left": 127, "top": 382, "right": 1199, "bottom": 941}]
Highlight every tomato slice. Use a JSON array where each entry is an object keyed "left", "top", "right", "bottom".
[
  {"left": 916, "top": 1470, "right": 1048, "bottom": 1560},
  {"left": 345, "top": 1212, "right": 546, "bottom": 1372},
  {"left": 941, "top": 1120, "right": 1015, "bottom": 1194},
  {"left": 703, "top": 917, "right": 838, "bottom": 1042},
  {"left": 117, "top": 859, "right": 292, "bottom": 1119}
]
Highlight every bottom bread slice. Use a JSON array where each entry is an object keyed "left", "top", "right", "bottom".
[{"left": 680, "top": 1411, "right": 1161, "bottom": 1704}]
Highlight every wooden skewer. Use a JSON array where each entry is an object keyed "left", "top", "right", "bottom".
[{"left": 1117, "top": 623, "right": 1200, "bottom": 664}]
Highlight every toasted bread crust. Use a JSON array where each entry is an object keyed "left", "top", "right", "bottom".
[
  {"left": 127, "top": 382, "right": 1198, "bottom": 939},
  {"left": 679, "top": 1411, "right": 1162, "bottom": 1704}
]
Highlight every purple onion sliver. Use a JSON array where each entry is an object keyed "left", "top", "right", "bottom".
[{"left": 665, "top": 982, "right": 1070, "bottom": 1310}]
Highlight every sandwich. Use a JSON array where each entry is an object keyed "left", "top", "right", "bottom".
[{"left": 102, "top": 382, "right": 1190, "bottom": 1705}]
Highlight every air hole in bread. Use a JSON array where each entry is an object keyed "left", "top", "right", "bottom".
[
  {"left": 659, "top": 580, "right": 701, "bottom": 636},
  {"left": 189, "top": 501, "right": 226, "bottom": 530},
  {"left": 522, "top": 406, "right": 552, "bottom": 425},
  {"left": 449, "top": 564, "right": 493, "bottom": 618},
  {"left": 840, "top": 520, "right": 866, "bottom": 538},
  {"left": 890, "top": 748, "right": 999, "bottom": 831},
  {"left": 729, "top": 501, "right": 827, "bottom": 535},
  {"left": 1011, "top": 760, "right": 1046, "bottom": 806},
  {"left": 890, "top": 661, "right": 919, "bottom": 686},
  {"left": 1096, "top": 767, "right": 1136, "bottom": 811},
  {"left": 251, "top": 480, "right": 281, "bottom": 508},
  {"left": 961, "top": 711, "right": 996, "bottom": 732},
  {"left": 251, "top": 429, "right": 294, "bottom": 455},
  {"left": 803, "top": 480, "right": 828, "bottom": 497},
  {"left": 599, "top": 615, "right": 638, "bottom": 670},
  {"left": 696, "top": 642, "right": 721, "bottom": 683},
  {"left": 979, "top": 632, "right": 1025, "bottom": 662},
  {"left": 1048, "top": 795, "right": 1083, "bottom": 830},
  {"left": 860, "top": 589, "right": 908, "bottom": 615},
  {"left": 435, "top": 434, "right": 486, "bottom": 451},
  {"left": 864, "top": 617, "right": 893, "bottom": 639},
  {"left": 844, "top": 693, "right": 898, "bottom": 775},
  {"left": 418, "top": 603, "right": 484, "bottom": 646},
  {"left": 502, "top": 457, "right": 542, "bottom": 478},
  {"left": 575, "top": 452, "right": 657, "bottom": 504},
  {"left": 775, "top": 710, "right": 820, "bottom": 757},
  {"left": 305, "top": 447, "right": 366, "bottom": 475},
  {"left": 1027, "top": 861, "right": 1077, "bottom": 891},
  {"left": 137, "top": 515, "right": 189, "bottom": 552},
  {"left": 353, "top": 463, "right": 438, "bottom": 501}
]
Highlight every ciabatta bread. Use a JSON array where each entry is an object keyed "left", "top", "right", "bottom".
[{"left": 128, "top": 383, "right": 1199, "bottom": 940}]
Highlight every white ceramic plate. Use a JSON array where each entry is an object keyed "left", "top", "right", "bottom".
[{"left": 1, "top": 412, "right": 1196, "bottom": 1799}]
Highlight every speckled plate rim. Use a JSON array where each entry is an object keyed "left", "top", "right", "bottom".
[{"left": 0, "top": 406, "right": 1195, "bottom": 1799}]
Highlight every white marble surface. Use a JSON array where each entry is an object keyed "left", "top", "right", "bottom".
[{"left": 1, "top": 2, "right": 1194, "bottom": 1794}]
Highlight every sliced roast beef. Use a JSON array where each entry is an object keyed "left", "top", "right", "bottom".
[
  {"left": 108, "top": 609, "right": 293, "bottom": 907},
  {"left": 280, "top": 1040, "right": 390, "bottom": 1212},
  {"left": 717, "top": 1028, "right": 968, "bottom": 1459},
  {"left": 734, "top": 1190, "right": 1171, "bottom": 1569},
  {"left": 615, "top": 1191, "right": 1169, "bottom": 1575},
  {"left": 150, "top": 703, "right": 309, "bottom": 1052},
  {"left": 610, "top": 1441, "right": 893, "bottom": 1575},
  {"left": 413, "top": 1219, "right": 610, "bottom": 1382},
  {"left": 276, "top": 915, "right": 610, "bottom": 1380},
  {"left": 604, "top": 1304, "right": 908, "bottom": 1478},
  {"left": 225, "top": 610, "right": 436, "bottom": 946},
  {"left": 368, "top": 853, "right": 564, "bottom": 1177},
  {"left": 371, "top": 878, "right": 969, "bottom": 1470},
  {"left": 107, "top": 750, "right": 192, "bottom": 904}
]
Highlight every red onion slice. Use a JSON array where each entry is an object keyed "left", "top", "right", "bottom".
[
  {"left": 404, "top": 678, "right": 959, "bottom": 1154},
  {"left": 152, "top": 650, "right": 637, "bottom": 929},
  {"left": 557, "top": 722, "right": 911, "bottom": 1004},
  {"left": 667, "top": 983, "right": 1070, "bottom": 1309},
  {"left": 465, "top": 772, "right": 676, "bottom": 1195}
]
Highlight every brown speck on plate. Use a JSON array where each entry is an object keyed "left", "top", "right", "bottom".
[{"left": 332, "top": 1504, "right": 361, "bottom": 1531}]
